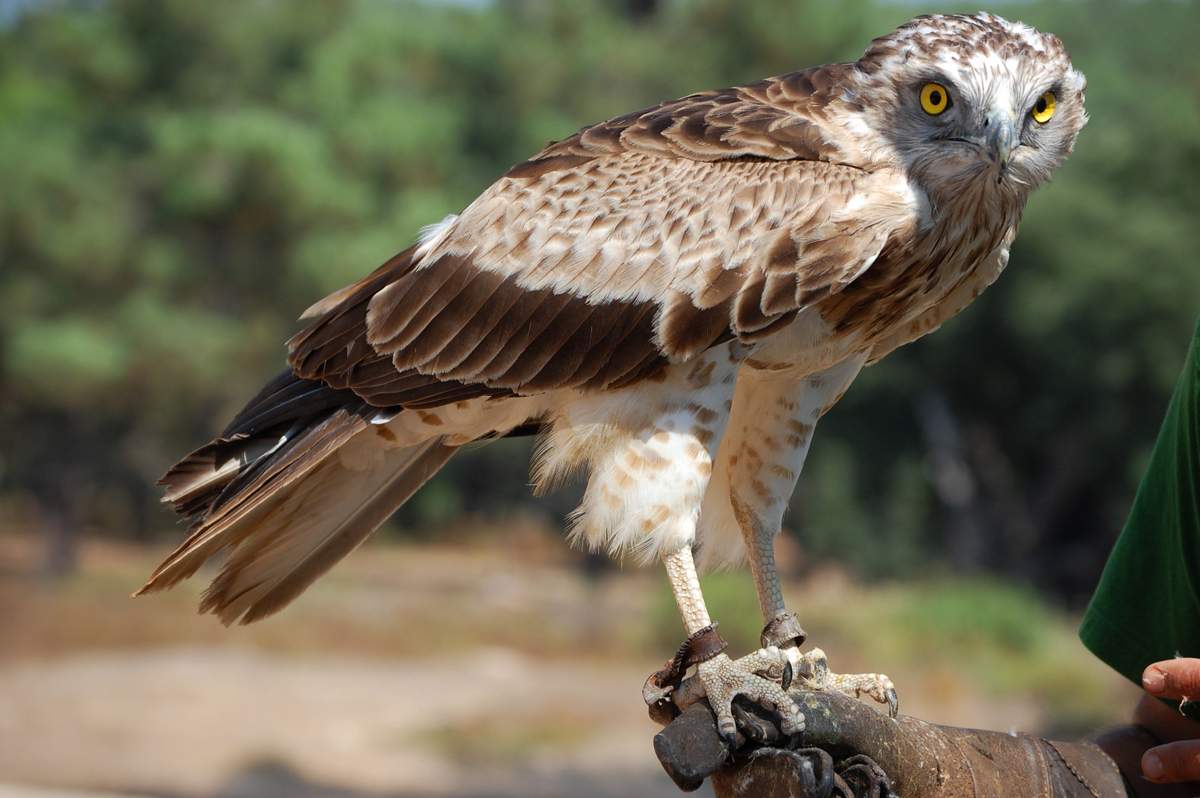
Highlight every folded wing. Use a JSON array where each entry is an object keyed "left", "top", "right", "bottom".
[{"left": 290, "top": 68, "right": 917, "bottom": 405}]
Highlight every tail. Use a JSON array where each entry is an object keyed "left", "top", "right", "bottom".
[{"left": 137, "top": 370, "right": 456, "bottom": 625}]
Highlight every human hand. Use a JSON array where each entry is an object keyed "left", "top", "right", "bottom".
[{"left": 1139, "top": 658, "right": 1200, "bottom": 784}]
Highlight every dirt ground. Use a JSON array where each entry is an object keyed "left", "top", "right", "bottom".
[
  {"left": 1, "top": 532, "right": 685, "bottom": 797},
  {"left": 0, "top": 648, "right": 677, "bottom": 797},
  {"left": 0, "top": 532, "right": 1136, "bottom": 797}
]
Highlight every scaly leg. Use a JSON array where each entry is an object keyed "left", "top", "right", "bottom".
[
  {"left": 663, "top": 545, "right": 804, "bottom": 739},
  {"left": 560, "top": 347, "right": 804, "bottom": 735},
  {"left": 723, "top": 355, "right": 898, "bottom": 715},
  {"left": 736, "top": 492, "right": 897, "bottom": 715}
]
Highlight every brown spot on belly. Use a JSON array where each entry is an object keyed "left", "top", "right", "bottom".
[
  {"left": 695, "top": 427, "right": 715, "bottom": 445},
  {"left": 375, "top": 426, "right": 397, "bottom": 443},
  {"left": 698, "top": 460, "right": 713, "bottom": 477},
  {"left": 645, "top": 448, "right": 669, "bottom": 468},
  {"left": 417, "top": 411, "right": 444, "bottom": 426},
  {"left": 752, "top": 479, "right": 772, "bottom": 501},
  {"left": 641, "top": 505, "right": 672, "bottom": 533},
  {"left": 685, "top": 441, "right": 704, "bottom": 459},
  {"left": 687, "top": 404, "right": 719, "bottom": 424},
  {"left": 623, "top": 451, "right": 646, "bottom": 471},
  {"left": 788, "top": 420, "right": 813, "bottom": 436},
  {"left": 627, "top": 447, "right": 669, "bottom": 470}
]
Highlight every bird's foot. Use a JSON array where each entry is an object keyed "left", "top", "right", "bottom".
[
  {"left": 695, "top": 648, "right": 806, "bottom": 741},
  {"left": 785, "top": 646, "right": 899, "bottom": 718},
  {"left": 644, "top": 625, "right": 804, "bottom": 739}
]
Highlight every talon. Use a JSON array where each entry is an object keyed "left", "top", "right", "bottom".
[
  {"left": 781, "top": 660, "right": 793, "bottom": 692},
  {"left": 695, "top": 651, "right": 806, "bottom": 744},
  {"left": 885, "top": 687, "right": 899, "bottom": 718}
]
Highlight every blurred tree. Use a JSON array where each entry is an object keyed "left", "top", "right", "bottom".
[{"left": 0, "top": 0, "right": 1195, "bottom": 602}]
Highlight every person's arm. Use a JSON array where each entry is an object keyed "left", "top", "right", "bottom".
[
  {"left": 1083, "top": 321, "right": 1200, "bottom": 794},
  {"left": 654, "top": 687, "right": 1130, "bottom": 797},
  {"left": 653, "top": 664, "right": 1200, "bottom": 797}
]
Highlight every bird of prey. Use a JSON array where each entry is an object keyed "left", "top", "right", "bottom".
[{"left": 140, "top": 13, "right": 1086, "bottom": 737}]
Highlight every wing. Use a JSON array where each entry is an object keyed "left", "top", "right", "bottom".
[{"left": 289, "top": 67, "right": 919, "bottom": 407}]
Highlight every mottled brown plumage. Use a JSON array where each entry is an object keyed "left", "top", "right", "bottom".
[{"left": 142, "top": 14, "right": 1086, "bottom": 728}]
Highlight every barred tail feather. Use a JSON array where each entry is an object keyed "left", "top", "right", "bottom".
[
  {"left": 138, "top": 373, "right": 458, "bottom": 625},
  {"left": 205, "top": 435, "right": 454, "bottom": 624}
]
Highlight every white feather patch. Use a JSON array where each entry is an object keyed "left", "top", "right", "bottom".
[{"left": 414, "top": 214, "right": 459, "bottom": 264}]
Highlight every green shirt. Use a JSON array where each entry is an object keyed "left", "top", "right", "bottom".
[{"left": 1080, "top": 320, "right": 1200, "bottom": 685}]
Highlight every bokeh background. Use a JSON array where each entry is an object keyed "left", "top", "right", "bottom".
[{"left": 1, "top": 0, "right": 1197, "bottom": 795}]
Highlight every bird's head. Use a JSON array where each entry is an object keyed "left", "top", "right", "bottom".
[{"left": 852, "top": 13, "right": 1087, "bottom": 205}]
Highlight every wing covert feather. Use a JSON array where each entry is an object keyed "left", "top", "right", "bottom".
[{"left": 289, "top": 68, "right": 919, "bottom": 406}]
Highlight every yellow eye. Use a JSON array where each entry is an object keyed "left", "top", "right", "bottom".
[
  {"left": 919, "top": 82, "right": 950, "bottom": 115},
  {"left": 1031, "top": 91, "right": 1056, "bottom": 123}
]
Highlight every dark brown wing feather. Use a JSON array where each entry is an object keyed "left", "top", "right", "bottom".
[
  {"left": 158, "top": 371, "right": 374, "bottom": 526},
  {"left": 289, "top": 251, "right": 672, "bottom": 400}
]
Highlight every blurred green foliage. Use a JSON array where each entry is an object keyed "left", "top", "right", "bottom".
[{"left": 1, "top": 0, "right": 1197, "bottom": 601}]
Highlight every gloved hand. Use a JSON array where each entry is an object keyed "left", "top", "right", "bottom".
[{"left": 652, "top": 688, "right": 1130, "bottom": 797}]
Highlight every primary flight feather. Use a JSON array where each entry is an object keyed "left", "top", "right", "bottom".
[{"left": 141, "top": 13, "right": 1086, "bottom": 736}]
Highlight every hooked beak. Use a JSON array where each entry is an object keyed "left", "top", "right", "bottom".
[
  {"left": 952, "top": 110, "right": 1020, "bottom": 181},
  {"left": 984, "top": 111, "right": 1019, "bottom": 175}
]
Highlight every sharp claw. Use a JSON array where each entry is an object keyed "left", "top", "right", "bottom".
[
  {"left": 696, "top": 652, "right": 812, "bottom": 750},
  {"left": 885, "top": 687, "right": 899, "bottom": 718}
]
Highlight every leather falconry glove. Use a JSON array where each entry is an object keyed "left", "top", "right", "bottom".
[{"left": 652, "top": 688, "right": 1131, "bottom": 798}]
